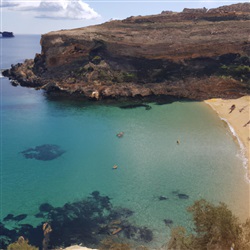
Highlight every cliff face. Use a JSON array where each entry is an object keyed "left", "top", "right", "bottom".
[{"left": 3, "top": 3, "right": 250, "bottom": 100}]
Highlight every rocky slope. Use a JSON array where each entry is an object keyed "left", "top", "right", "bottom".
[{"left": 3, "top": 3, "right": 250, "bottom": 100}]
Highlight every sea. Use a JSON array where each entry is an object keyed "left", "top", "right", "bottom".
[{"left": 0, "top": 35, "right": 249, "bottom": 249}]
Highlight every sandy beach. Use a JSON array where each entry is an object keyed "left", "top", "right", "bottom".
[{"left": 205, "top": 96, "right": 250, "bottom": 181}]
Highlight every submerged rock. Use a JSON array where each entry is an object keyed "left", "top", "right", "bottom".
[
  {"left": 178, "top": 193, "right": 189, "bottom": 199},
  {"left": 158, "top": 196, "right": 169, "bottom": 201},
  {"left": 91, "top": 191, "right": 100, "bottom": 199},
  {"left": 3, "top": 214, "right": 14, "bottom": 221},
  {"left": 21, "top": 144, "right": 65, "bottom": 161},
  {"left": 39, "top": 203, "right": 54, "bottom": 213},
  {"left": 0, "top": 191, "right": 155, "bottom": 249},
  {"left": 119, "top": 104, "right": 152, "bottom": 110},
  {"left": 164, "top": 219, "right": 173, "bottom": 226},
  {"left": 35, "top": 212, "right": 45, "bottom": 218},
  {"left": 123, "top": 225, "right": 153, "bottom": 243},
  {"left": 13, "top": 214, "right": 27, "bottom": 222}
]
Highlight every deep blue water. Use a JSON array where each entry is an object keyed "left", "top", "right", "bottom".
[{"left": 0, "top": 35, "right": 249, "bottom": 249}]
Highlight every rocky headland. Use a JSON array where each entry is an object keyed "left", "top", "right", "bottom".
[
  {"left": 0, "top": 31, "right": 14, "bottom": 38},
  {"left": 3, "top": 2, "right": 250, "bottom": 100}
]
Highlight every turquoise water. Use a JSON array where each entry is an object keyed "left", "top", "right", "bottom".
[{"left": 1, "top": 35, "right": 249, "bottom": 249}]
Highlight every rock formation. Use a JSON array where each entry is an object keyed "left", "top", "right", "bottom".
[
  {"left": 3, "top": 3, "right": 250, "bottom": 100},
  {"left": 0, "top": 31, "right": 14, "bottom": 38}
]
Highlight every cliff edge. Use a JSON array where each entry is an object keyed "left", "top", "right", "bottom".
[{"left": 3, "top": 3, "right": 250, "bottom": 100}]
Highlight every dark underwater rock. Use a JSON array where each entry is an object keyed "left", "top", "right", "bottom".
[
  {"left": 91, "top": 190, "right": 100, "bottom": 199},
  {"left": 18, "top": 224, "right": 34, "bottom": 231},
  {"left": 39, "top": 203, "right": 54, "bottom": 213},
  {"left": 109, "top": 207, "right": 134, "bottom": 221},
  {"left": 35, "top": 212, "right": 45, "bottom": 218},
  {"left": 139, "top": 227, "right": 153, "bottom": 242},
  {"left": 0, "top": 191, "right": 154, "bottom": 249},
  {"left": 123, "top": 225, "right": 153, "bottom": 243},
  {"left": 0, "top": 235, "right": 12, "bottom": 249},
  {"left": 119, "top": 103, "right": 152, "bottom": 110},
  {"left": 13, "top": 214, "right": 27, "bottom": 222},
  {"left": 158, "top": 196, "right": 168, "bottom": 201},
  {"left": 164, "top": 219, "right": 173, "bottom": 226},
  {"left": 3, "top": 214, "right": 14, "bottom": 221},
  {"left": 21, "top": 144, "right": 65, "bottom": 161},
  {"left": 178, "top": 193, "right": 189, "bottom": 199}
]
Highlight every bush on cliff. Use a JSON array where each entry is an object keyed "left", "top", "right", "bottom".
[
  {"left": 167, "top": 199, "right": 250, "bottom": 250},
  {"left": 7, "top": 236, "right": 38, "bottom": 250},
  {"left": 219, "top": 64, "right": 250, "bottom": 80},
  {"left": 99, "top": 237, "right": 131, "bottom": 250}
]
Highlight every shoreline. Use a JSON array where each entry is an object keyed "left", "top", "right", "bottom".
[{"left": 205, "top": 96, "right": 250, "bottom": 182}]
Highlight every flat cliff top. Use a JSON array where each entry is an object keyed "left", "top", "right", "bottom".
[{"left": 42, "top": 3, "right": 250, "bottom": 61}]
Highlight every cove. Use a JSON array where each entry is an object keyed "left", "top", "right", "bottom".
[{"left": 1, "top": 80, "right": 249, "bottom": 248}]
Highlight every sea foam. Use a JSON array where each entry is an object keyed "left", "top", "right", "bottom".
[{"left": 221, "top": 118, "right": 250, "bottom": 183}]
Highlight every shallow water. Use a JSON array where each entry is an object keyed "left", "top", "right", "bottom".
[{"left": 0, "top": 35, "right": 249, "bottom": 249}]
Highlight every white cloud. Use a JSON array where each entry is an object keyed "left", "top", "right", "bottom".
[
  {"left": 0, "top": 1, "right": 19, "bottom": 8},
  {"left": 0, "top": 0, "right": 100, "bottom": 20}
]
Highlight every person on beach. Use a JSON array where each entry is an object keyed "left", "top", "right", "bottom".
[{"left": 229, "top": 104, "right": 236, "bottom": 113}]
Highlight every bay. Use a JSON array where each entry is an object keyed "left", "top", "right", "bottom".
[{"left": 0, "top": 35, "right": 249, "bottom": 249}]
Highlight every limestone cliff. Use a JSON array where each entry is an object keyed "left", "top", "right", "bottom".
[{"left": 3, "top": 3, "right": 250, "bottom": 100}]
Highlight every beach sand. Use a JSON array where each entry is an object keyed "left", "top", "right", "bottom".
[{"left": 205, "top": 96, "right": 250, "bottom": 180}]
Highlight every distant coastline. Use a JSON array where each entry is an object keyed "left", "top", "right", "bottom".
[{"left": 0, "top": 31, "right": 14, "bottom": 38}]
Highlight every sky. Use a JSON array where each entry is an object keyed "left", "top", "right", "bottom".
[{"left": 0, "top": 0, "right": 249, "bottom": 34}]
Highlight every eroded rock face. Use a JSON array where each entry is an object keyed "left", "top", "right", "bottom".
[{"left": 3, "top": 3, "right": 250, "bottom": 100}]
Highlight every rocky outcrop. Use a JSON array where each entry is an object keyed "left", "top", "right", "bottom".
[
  {"left": 3, "top": 3, "right": 250, "bottom": 100},
  {"left": 0, "top": 31, "right": 14, "bottom": 37}
]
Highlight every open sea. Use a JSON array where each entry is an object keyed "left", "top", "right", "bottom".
[{"left": 0, "top": 35, "right": 249, "bottom": 249}]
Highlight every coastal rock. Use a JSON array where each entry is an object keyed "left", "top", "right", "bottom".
[
  {"left": 177, "top": 193, "right": 189, "bottom": 199},
  {"left": 0, "top": 31, "right": 14, "bottom": 38},
  {"left": 3, "top": 3, "right": 250, "bottom": 100}
]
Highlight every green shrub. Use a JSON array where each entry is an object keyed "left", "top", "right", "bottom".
[
  {"left": 167, "top": 199, "right": 248, "bottom": 250},
  {"left": 219, "top": 64, "right": 250, "bottom": 78},
  {"left": 99, "top": 70, "right": 112, "bottom": 80},
  {"left": 92, "top": 56, "right": 102, "bottom": 65},
  {"left": 7, "top": 236, "right": 38, "bottom": 250},
  {"left": 123, "top": 72, "right": 136, "bottom": 82}
]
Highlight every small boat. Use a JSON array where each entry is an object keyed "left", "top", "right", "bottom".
[
  {"left": 113, "top": 165, "right": 118, "bottom": 170},
  {"left": 116, "top": 132, "right": 124, "bottom": 138}
]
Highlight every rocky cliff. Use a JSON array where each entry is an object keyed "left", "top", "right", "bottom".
[{"left": 3, "top": 3, "right": 250, "bottom": 100}]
